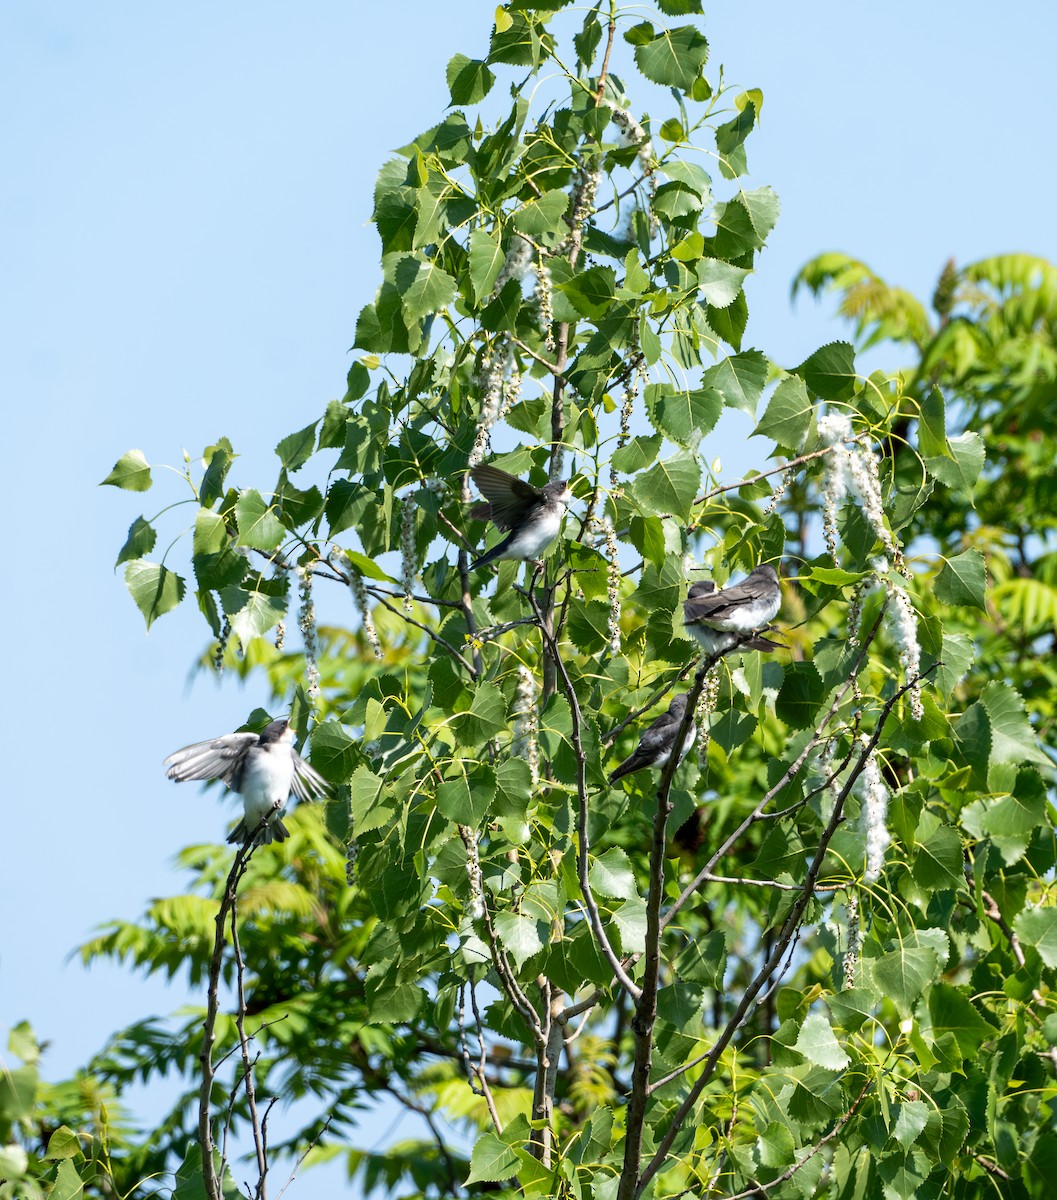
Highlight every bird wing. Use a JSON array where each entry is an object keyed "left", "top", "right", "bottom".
[
  {"left": 290, "top": 750, "right": 330, "bottom": 802},
  {"left": 163, "top": 732, "right": 258, "bottom": 785},
  {"left": 470, "top": 465, "right": 542, "bottom": 530},
  {"left": 636, "top": 709, "right": 681, "bottom": 757},
  {"left": 684, "top": 576, "right": 767, "bottom": 623}
]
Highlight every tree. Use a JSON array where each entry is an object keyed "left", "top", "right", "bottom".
[{"left": 11, "top": 4, "right": 1057, "bottom": 1198}]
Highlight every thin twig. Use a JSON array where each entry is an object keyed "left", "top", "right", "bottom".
[
  {"left": 366, "top": 587, "right": 476, "bottom": 677},
  {"left": 230, "top": 893, "right": 268, "bottom": 1199},
  {"left": 273, "top": 1116, "right": 333, "bottom": 1200}
]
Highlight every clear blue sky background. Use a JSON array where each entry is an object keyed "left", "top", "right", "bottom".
[{"left": 3, "top": 1, "right": 1055, "bottom": 1193}]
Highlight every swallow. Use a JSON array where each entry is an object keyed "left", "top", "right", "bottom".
[
  {"left": 609, "top": 694, "right": 696, "bottom": 784},
  {"left": 468, "top": 465, "right": 572, "bottom": 571},
  {"left": 683, "top": 566, "right": 783, "bottom": 656},
  {"left": 163, "top": 717, "right": 328, "bottom": 846}
]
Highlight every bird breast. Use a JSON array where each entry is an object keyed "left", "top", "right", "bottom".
[{"left": 507, "top": 507, "right": 563, "bottom": 558}]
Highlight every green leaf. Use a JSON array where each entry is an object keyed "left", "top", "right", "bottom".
[
  {"left": 50, "top": 1160, "right": 85, "bottom": 1200},
  {"left": 446, "top": 53, "right": 495, "bottom": 105},
  {"left": 892, "top": 1100, "right": 930, "bottom": 1149},
  {"left": 200, "top": 438, "right": 235, "bottom": 506},
  {"left": 275, "top": 421, "right": 318, "bottom": 471},
  {"left": 657, "top": 0, "right": 703, "bottom": 12},
  {"left": 512, "top": 190, "right": 569, "bottom": 238},
  {"left": 394, "top": 255, "right": 458, "bottom": 321},
  {"left": 630, "top": 451, "right": 700, "bottom": 520},
  {"left": 695, "top": 257, "right": 748, "bottom": 308},
  {"left": 929, "top": 431, "right": 985, "bottom": 495},
  {"left": 613, "top": 895, "right": 647, "bottom": 954},
  {"left": 917, "top": 387, "right": 948, "bottom": 458},
  {"left": 634, "top": 25, "right": 709, "bottom": 91},
  {"left": 674, "top": 931, "right": 726, "bottom": 987},
  {"left": 775, "top": 663, "right": 825, "bottom": 728},
  {"left": 701, "top": 349, "right": 768, "bottom": 416},
  {"left": 794, "top": 1011, "right": 849, "bottom": 1070},
  {"left": 978, "top": 681, "right": 1050, "bottom": 769},
  {"left": 911, "top": 813, "right": 963, "bottom": 890},
  {"left": 753, "top": 376, "right": 813, "bottom": 449},
  {"left": 495, "top": 909, "right": 544, "bottom": 968},
  {"left": 588, "top": 848, "right": 636, "bottom": 900},
  {"left": 935, "top": 549, "right": 986, "bottom": 610},
  {"left": 558, "top": 265, "right": 616, "bottom": 319},
  {"left": 101, "top": 448, "right": 152, "bottom": 491},
  {"left": 115, "top": 515, "right": 157, "bottom": 567},
  {"left": 465, "top": 1131, "right": 519, "bottom": 1185},
  {"left": 612, "top": 434, "right": 663, "bottom": 474},
  {"left": 44, "top": 1126, "right": 82, "bottom": 1161},
  {"left": 1014, "top": 906, "right": 1057, "bottom": 968},
  {"left": 792, "top": 341, "right": 857, "bottom": 401},
  {"left": 469, "top": 229, "right": 505, "bottom": 302},
  {"left": 866, "top": 942, "right": 940, "bottom": 1012},
  {"left": 436, "top": 772, "right": 495, "bottom": 826},
  {"left": 125, "top": 560, "right": 186, "bottom": 629},
  {"left": 646, "top": 384, "right": 723, "bottom": 447},
  {"left": 310, "top": 722, "right": 361, "bottom": 784},
  {"left": 220, "top": 586, "right": 287, "bottom": 644},
  {"left": 235, "top": 489, "right": 286, "bottom": 552},
  {"left": 337, "top": 548, "right": 397, "bottom": 583},
  {"left": 927, "top": 983, "right": 997, "bottom": 1054},
  {"left": 458, "top": 683, "right": 508, "bottom": 745}
]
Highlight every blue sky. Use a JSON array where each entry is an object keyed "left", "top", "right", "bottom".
[{"left": 3, "top": 0, "right": 1055, "bottom": 1191}]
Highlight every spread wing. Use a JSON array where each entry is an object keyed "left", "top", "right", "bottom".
[
  {"left": 290, "top": 750, "right": 330, "bottom": 802},
  {"left": 470, "top": 465, "right": 542, "bottom": 530},
  {"left": 163, "top": 732, "right": 258, "bottom": 785}
]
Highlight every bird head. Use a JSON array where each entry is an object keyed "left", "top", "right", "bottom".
[{"left": 260, "top": 718, "right": 293, "bottom": 745}]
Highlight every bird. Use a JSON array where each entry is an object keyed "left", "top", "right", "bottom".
[
  {"left": 468, "top": 465, "right": 572, "bottom": 571},
  {"left": 163, "top": 717, "right": 329, "bottom": 846},
  {"left": 682, "top": 566, "right": 783, "bottom": 656},
  {"left": 609, "top": 694, "right": 697, "bottom": 784}
]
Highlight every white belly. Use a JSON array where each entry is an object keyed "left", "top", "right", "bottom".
[
  {"left": 502, "top": 508, "right": 562, "bottom": 560},
  {"left": 703, "top": 593, "right": 780, "bottom": 633},
  {"left": 240, "top": 752, "right": 294, "bottom": 825}
]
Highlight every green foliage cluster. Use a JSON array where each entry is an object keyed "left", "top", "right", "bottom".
[{"left": 11, "top": 4, "right": 1057, "bottom": 1199}]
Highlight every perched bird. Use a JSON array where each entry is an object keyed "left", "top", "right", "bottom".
[
  {"left": 468, "top": 465, "right": 572, "bottom": 571},
  {"left": 163, "top": 717, "right": 328, "bottom": 846},
  {"left": 609, "top": 694, "right": 697, "bottom": 784},
  {"left": 683, "top": 566, "right": 782, "bottom": 656}
]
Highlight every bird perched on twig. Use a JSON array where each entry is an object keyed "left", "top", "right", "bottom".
[
  {"left": 609, "top": 694, "right": 696, "bottom": 784},
  {"left": 163, "top": 717, "right": 328, "bottom": 846},
  {"left": 683, "top": 566, "right": 783, "bottom": 656},
  {"left": 468, "top": 465, "right": 572, "bottom": 571}
]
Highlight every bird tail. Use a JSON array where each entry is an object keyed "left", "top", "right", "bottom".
[
  {"left": 227, "top": 816, "right": 290, "bottom": 847},
  {"left": 469, "top": 545, "right": 500, "bottom": 571},
  {"left": 609, "top": 756, "right": 643, "bottom": 784}
]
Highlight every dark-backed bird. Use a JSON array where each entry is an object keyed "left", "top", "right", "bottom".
[
  {"left": 468, "top": 465, "right": 572, "bottom": 571},
  {"left": 609, "top": 694, "right": 696, "bottom": 784},
  {"left": 163, "top": 717, "right": 328, "bottom": 846},
  {"left": 683, "top": 566, "right": 782, "bottom": 656}
]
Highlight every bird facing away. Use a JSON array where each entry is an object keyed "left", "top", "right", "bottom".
[
  {"left": 163, "top": 717, "right": 329, "bottom": 846},
  {"left": 609, "top": 694, "right": 697, "bottom": 784},
  {"left": 468, "top": 465, "right": 572, "bottom": 571},
  {"left": 683, "top": 566, "right": 782, "bottom": 656}
]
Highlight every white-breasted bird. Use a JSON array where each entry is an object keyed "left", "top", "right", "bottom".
[
  {"left": 683, "top": 566, "right": 783, "bottom": 656},
  {"left": 468, "top": 465, "right": 573, "bottom": 571},
  {"left": 609, "top": 694, "right": 697, "bottom": 784},
  {"left": 163, "top": 717, "right": 328, "bottom": 846}
]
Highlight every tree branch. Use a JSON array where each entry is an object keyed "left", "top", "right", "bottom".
[{"left": 617, "top": 660, "right": 709, "bottom": 1200}]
